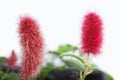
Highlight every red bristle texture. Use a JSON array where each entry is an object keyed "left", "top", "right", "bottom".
[
  {"left": 19, "top": 16, "right": 44, "bottom": 80},
  {"left": 81, "top": 12, "right": 103, "bottom": 55},
  {"left": 6, "top": 50, "right": 17, "bottom": 68}
]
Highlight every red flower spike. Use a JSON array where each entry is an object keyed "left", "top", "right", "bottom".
[
  {"left": 19, "top": 16, "right": 44, "bottom": 80},
  {"left": 81, "top": 12, "right": 103, "bottom": 55},
  {"left": 6, "top": 50, "right": 17, "bottom": 68}
]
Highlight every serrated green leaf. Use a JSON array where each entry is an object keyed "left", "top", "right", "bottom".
[
  {"left": 59, "top": 54, "right": 85, "bottom": 63},
  {"left": 63, "top": 59, "right": 84, "bottom": 71}
]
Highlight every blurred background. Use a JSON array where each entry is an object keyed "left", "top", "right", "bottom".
[{"left": 0, "top": 0, "right": 120, "bottom": 80}]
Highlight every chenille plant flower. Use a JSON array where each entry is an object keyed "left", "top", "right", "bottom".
[
  {"left": 80, "top": 12, "right": 103, "bottom": 80},
  {"left": 19, "top": 16, "right": 44, "bottom": 80},
  {"left": 6, "top": 50, "right": 17, "bottom": 68},
  {"left": 81, "top": 12, "right": 103, "bottom": 55}
]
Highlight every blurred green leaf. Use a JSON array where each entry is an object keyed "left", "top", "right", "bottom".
[
  {"left": 6, "top": 72, "right": 20, "bottom": 80},
  {"left": 0, "top": 57, "right": 6, "bottom": 66},
  {"left": 56, "top": 66, "right": 66, "bottom": 71},
  {"left": 105, "top": 73, "right": 114, "bottom": 80},
  {"left": 0, "top": 71, "right": 4, "bottom": 78},
  {"left": 1, "top": 73, "right": 9, "bottom": 80},
  {"left": 90, "top": 63, "right": 114, "bottom": 80},
  {"left": 48, "top": 51, "right": 59, "bottom": 56},
  {"left": 63, "top": 59, "right": 84, "bottom": 71},
  {"left": 57, "top": 44, "right": 78, "bottom": 54},
  {"left": 41, "top": 62, "right": 55, "bottom": 77},
  {"left": 0, "top": 71, "right": 20, "bottom": 80},
  {"left": 39, "top": 62, "right": 55, "bottom": 80},
  {"left": 90, "top": 63, "right": 100, "bottom": 70}
]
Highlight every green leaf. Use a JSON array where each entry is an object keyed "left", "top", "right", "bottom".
[
  {"left": 56, "top": 66, "right": 66, "bottom": 71},
  {"left": 0, "top": 57, "right": 6, "bottom": 66},
  {"left": 57, "top": 44, "right": 78, "bottom": 54},
  {"left": 41, "top": 62, "right": 55, "bottom": 77},
  {"left": 0, "top": 71, "right": 5, "bottom": 78},
  {"left": 1, "top": 73, "right": 9, "bottom": 80},
  {"left": 63, "top": 59, "right": 84, "bottom": 71},
  {"left": 90, "top": 63, "right": 100, "bottom": 70},
  {"left": 48, "top": 51, "right": 60, "bottom": 56},
  {"left": 6, "top": 72, "right": 20, "bottom": 80},
  {"left": 105, "top": 73, "right": 114, "bottom": 80},
  {"left": 90, "top": 63, "right": 114, "bottom": 80},
  {"left": 0, "top": 72, "right": 20, "bottom": 80},
  {"left": 39, "top": 62, "right": 55, "bottom": 80},
  {"left": 59, "top": 54, "right": 85, "bottom": 63}
]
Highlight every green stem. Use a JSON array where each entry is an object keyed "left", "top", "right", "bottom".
[
  {"left": 80, "top": 54, "right": 90, "bottom": 80},
  {"left": 28, "top": 76, "right": 31, "bottom": 80},
  {"left": 80, "top": 71, "right": 82, "bottom": 79},
  {"left": 28, "top": 76, "right": 34, "bottom": 80}
]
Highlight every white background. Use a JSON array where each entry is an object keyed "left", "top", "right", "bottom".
[{"left": 0, "top": 0, "right": 120, "bottom": 80}]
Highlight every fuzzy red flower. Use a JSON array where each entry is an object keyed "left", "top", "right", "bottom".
[
  {"left": 81, "top": 12, "right": 103, "bottom": 55},
  {"left": 6, "top": 50, "right": 17, "bottom": 68},
  {"left": 19, "top": 16, "right": 44, "bottom": 80}
]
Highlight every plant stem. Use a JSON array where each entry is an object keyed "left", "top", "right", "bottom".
[
  {"left": 80, "top": 71, "right": 82, "bottom": 79},
  {"left": 80, "top": 54, "right": 90, "bottom": 80},
  {"left": 28, "top": 77, "right": 34, "bottom": 80},
  {"left": 28, "top": 76, "right": 31, "bottom": 80}
]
